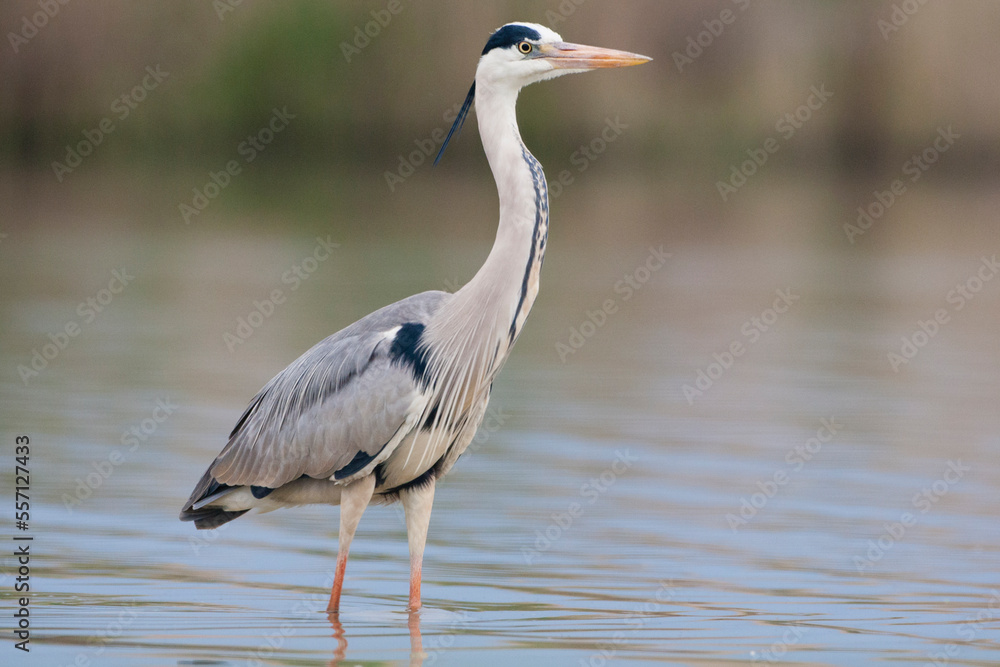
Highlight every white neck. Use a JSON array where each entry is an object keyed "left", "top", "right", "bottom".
[{"left": 423, "top": 73, "right": 549, "bottom": 393}]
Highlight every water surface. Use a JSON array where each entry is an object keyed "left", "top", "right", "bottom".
[{"left": 2, "top": 187, "right": 999, "bottom": 665}]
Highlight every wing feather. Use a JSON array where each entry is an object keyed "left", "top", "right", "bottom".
[{"left": 196, "top": 291, "right": 447, "bottom": 492}]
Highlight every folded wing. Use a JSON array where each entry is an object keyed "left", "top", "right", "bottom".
[{"left": 180, "top": 291, "right": 448, "bottom": 518}]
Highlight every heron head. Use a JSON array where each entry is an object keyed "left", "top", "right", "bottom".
[
  {"left": 434, "top": 22, "right": 650, "bottom": 165},
  {"left": 477, "top": 22, "right": 651, "bottom": 87}
]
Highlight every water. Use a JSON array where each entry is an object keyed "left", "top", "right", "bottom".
[{"left": 2, "top": 186, "right": 999, "bottom": 666}]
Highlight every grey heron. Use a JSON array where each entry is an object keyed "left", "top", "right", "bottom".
[{"left": 180, "top": 22, "right": 649, "bottom": 613}]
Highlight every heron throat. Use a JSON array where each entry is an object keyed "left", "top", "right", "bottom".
[{"left": 421, "top": 74, "right": 549, "bottom": 421}]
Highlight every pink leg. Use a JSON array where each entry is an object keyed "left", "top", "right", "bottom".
[
  {"left": 326, "top": 474, "right": 375, "bottom": 613},
  {"left": 409, "top": 559, "right": 423, "bottom": 610},
  {"left": 401, "top": 481, "right": 436, "bottom": 611},
  {"left": 327, "top": 551, "right": 349, "bottom": 613}
]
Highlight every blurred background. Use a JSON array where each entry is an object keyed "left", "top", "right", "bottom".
[
  {"left": 2, "top": 0, "right": 998, "bottom": 244},
  {"left": 3, "top": 1, "right": 1000, "bottom": 665}
]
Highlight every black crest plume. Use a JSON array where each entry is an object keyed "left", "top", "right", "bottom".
[
  {"left": 434, "top": 24, "right": 543, "bottom": 166},
  {"left": 434, "top": 82, "right": 476, "bottom": 166}
]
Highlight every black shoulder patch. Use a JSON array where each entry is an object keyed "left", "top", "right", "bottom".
[
  {"left": 390, "top": 322, "right": 430, "bottom": 384},
  {"left": 482, "top": 24, "right": 542, "bottom": 55}
]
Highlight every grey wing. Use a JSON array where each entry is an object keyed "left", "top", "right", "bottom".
[{"left": 189, "top": 290, "right": 447, "bottom": 497}]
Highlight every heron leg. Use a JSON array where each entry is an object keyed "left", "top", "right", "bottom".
[
  {"left": 401, "top": 480, "right": 436, "bottom": 611},
  {"left": 327, "top": 473, "right": 376, "bottom": 614}
]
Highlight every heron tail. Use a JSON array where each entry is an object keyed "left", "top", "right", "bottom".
[{"left": 179, "top": 467, "right": 249, "bottom": 530}]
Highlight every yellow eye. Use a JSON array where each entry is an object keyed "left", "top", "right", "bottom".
[{"left": 518, "top": 41, "right": 533, "bottom": 54}]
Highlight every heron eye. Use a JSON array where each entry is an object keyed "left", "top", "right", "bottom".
[{"left": 518, "top": 41, "right": 533, "bottom": 54}]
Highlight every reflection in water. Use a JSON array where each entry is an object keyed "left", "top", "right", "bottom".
[
  {"left": 327, "top": 614, "right": 349, "bottom": 665},
  {"left": 327, "top": 611, "right": 423, "bottom": 666},
  {"left": 407, "top": 612, "right": 425, "bottom": 667},
  {"left": 327, "top": 610, "right": 427, "bottom": 667}
]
